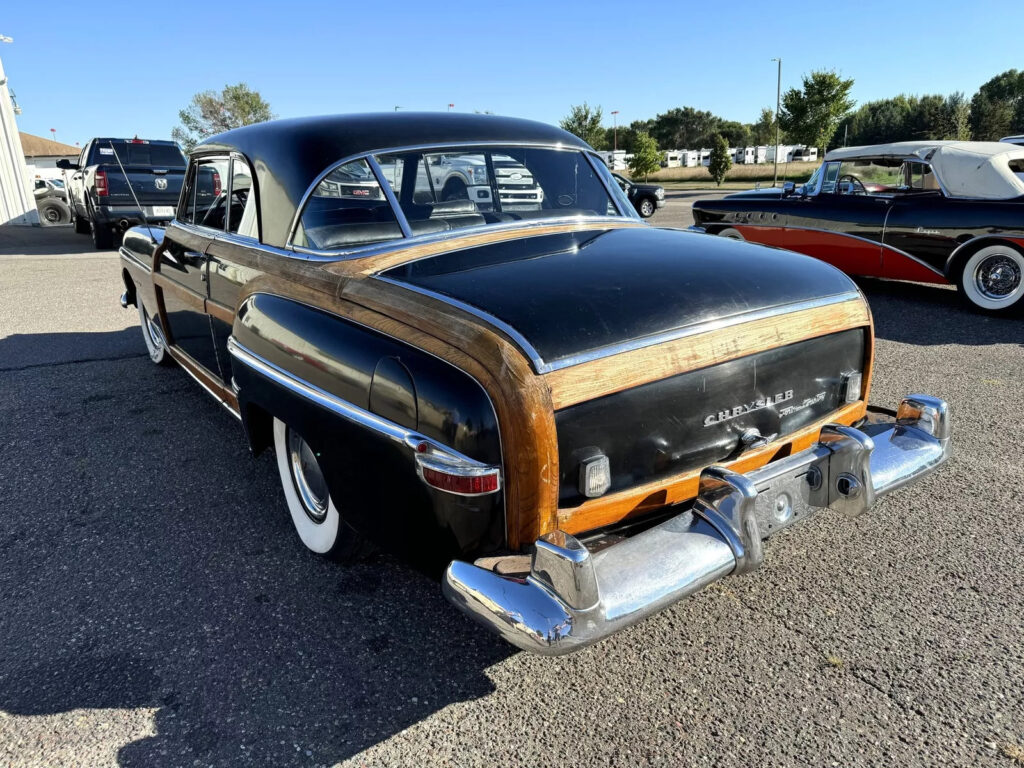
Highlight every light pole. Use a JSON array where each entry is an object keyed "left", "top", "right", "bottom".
[
  {"left": 771, "top": 57, "right": 782, "bottom": 187},
  {"left": 447, "top": 103, "right": 454, "bottom": 112},
  {"left": 394, "top": 105, "right": 401, "bottom": 112},
  {"left": 50, "top": 128, "right": 56, "bottom": 143},
  {"left": 611, "top": 110, "right": 619, "bottom": 152}
]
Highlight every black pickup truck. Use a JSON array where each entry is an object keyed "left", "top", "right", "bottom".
[{"left": 58, "top": 138, "right": 188, "bottom": 249}]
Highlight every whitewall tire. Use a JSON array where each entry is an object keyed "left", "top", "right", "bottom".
[
  {"left": 273, "top": 417, "right": 344, "bottom": 555},
  {"left": 717, "top": 227, "right": 745, "bottom": 240},
  {"left": 958, "top": 244, "right": 1024, "bottom": 313},
  {"left": 138, "top": 303, "right": 171, "bottom": 365}
]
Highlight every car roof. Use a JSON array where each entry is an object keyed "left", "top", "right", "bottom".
[
  {"left": 195, "top": 113, "right": 590, "bottom": 247},
  {"left": 824, "top": 141, "right": 1024, "bottom": 200}
]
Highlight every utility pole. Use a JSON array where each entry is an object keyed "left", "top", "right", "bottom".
[
  {"left": 611, "top": 110, "right": 619, "bottom": 152},
  {"left": 771, "top": 57, "right": 781, "bottom": 187}
]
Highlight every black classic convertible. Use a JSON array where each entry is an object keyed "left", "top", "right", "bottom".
[
  {"left": 117, "top": 114, "right": 950, "bottom": 654},
  {"left": 692, "top": 141, "right": 1024, "bottom": 314}
]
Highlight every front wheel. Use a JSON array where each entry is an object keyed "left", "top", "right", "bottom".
[
  {"left": 73, "top": 213, "right": 90, "bottom": 234},
  {"left": 956, "top": 244, "right": 1024, "bottom": 314},
  {"left": 138, "top": 303, "right": 172, "bottom": 366},
  {"left": 272, "top": 418, "right": 369, "bottom": 561},
  {"left": 90, "top": 218, "right": 114, "bottom": 250},
  {"left": 638, "top": 198, "right": 656, "bottom": 218}
]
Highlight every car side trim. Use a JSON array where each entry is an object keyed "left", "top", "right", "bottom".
[{"left": 226, "top": 335, "right": 499, "bottom": 472}]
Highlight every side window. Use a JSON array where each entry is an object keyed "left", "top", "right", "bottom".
[
  {"left": 294, "top": 158, "right": 402, "bottom": 251},
  {"left": 819, "top": 162, "right": 842, "bottom": 194},
  {"left": 227, "top": 156, "right": 257, "bottom": 237},
  {"left": 179, "top": 156, "right": 228, "bottom": 229}
]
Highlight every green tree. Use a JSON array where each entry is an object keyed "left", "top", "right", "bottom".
[
  {"left": 560, "top": 102, "right": 607, "bottom": 149},
  {"left": 941, "top": 92, "right": 972, "bottom": 140},
  {"left": 779, "top": 70, "right": 856, "bottom": 152},
  {"left": 752, "top": 107, "right": 778, "bottom": 145},
  {"left": 628, "top": 131, "right": 661, "bottom": 181},
  {"left": 969, "top": 69, "right": 1024, "bottom": 140},
  {"left": 172, "top": 83, "right": 275, "bottom": 151},
  {"left": 716, "top": 120, "right": 752, "bottom": 148},
  {"left": 650, "top": 106, "right": 718, "bottom": 148},
  {"left": 708, "top": 134, "right": 732, "bottom": 186}
]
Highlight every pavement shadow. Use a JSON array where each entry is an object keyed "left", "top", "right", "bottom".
[
  {"left": 0, "top": 328, "right": 144, "bottom": 371},
  {"left": 856, "top": 277, "right": 1023, "bottom": 348},
  {"left": 0, "top": 224, "right": 109, "bottom": 256},
  {"left": 0, "top": 346, "right": 512, "bottom": 767}
]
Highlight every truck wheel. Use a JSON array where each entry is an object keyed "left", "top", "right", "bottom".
[
  {"left": 442, "top": 179, "right": 468, "bottom": 202},
  {"left": 956, "top": 243, "right": 1024, "bottom": 314},
  {"left": 74, "top": 214, "right": 90, "bottom": 234},
  {"left": 38, "top": 199, "right": 71, "bottom": 225},
  {"left": 272, "top": 418, "right": 371, "bottom": 562},
  {"left": 638, "top": 198, "right": 656, "bottom": 218},
  {"left": 138, "top": 303, "right": 172, "bottom": 366},
  {"left": 90, "top": 219, "right": 114, "bottom": 250}
]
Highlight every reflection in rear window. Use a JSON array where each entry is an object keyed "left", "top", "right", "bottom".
[{"left": 90, "top": 142, "right": 186, "bottom": 168}]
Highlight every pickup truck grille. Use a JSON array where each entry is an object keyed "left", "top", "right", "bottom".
[{"left": 555, "top": 329, "right": 866, "bottom": 507}]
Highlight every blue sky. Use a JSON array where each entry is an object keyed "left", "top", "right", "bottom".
[{"left": 2, "top": 0, "right": 1021, "bottom": 147}]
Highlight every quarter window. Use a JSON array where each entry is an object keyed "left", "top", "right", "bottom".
[
  {"left": 227, "top": 156, "right": 258, "bottom": 237},
  {"left": 293, "top": 159, "right": 402, "bottom": 250}
]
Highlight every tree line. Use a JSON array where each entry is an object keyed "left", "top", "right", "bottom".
[{"left": 560, "top": 68, "right": 1024, "bottom": 161}]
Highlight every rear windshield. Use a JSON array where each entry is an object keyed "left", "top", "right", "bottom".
[
  {"left": 294, "top": 146, "right": 627, "bottom": 252},
  {"left": 88, "top": 141, "right": 186, "bottom": 168}
]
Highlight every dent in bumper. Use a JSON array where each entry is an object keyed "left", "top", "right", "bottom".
[{"left": 444, "top": 395, "right": 950, "bottom": 655}]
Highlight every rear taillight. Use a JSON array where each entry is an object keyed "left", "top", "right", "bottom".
[
  {"left": 415, "top": 446, "right": 501, "bottom": 496},
  {"left": 95, "top": 170, "right": 108, "bottom": 196},
  {"left": 212, "top": 170, "right": 221, "bottom": 196}
]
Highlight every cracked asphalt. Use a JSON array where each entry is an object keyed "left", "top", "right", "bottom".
[{"left": 0, "top": 215, "right": 1022, "bottom": 768}]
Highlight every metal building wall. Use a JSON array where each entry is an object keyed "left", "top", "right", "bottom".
[{"left": 0, "top": 54, "right": 37, "bottom": 226}]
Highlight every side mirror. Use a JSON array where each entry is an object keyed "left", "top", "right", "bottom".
[
  {"left": 782, "top": 181, "right": 796, "bottom": 196},
  {"left": 56, "top": 159, "right": 79, "bottom": 170}
]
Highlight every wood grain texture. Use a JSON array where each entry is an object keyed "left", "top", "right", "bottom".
[
  {"left": 557, "top": 400, "right": 866, "bottom": 535},
  {"left": 545, "top": 298, "right": 871, "bottom": 411},
  {"left": 324, "top": 220, "right": 644, "bottom": 277}
]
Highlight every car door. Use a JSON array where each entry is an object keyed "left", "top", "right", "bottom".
[
  {"left": 68, "top": 141, "right": 90, "bottom": 217},
  {"left": 156, "top": 155, "right": 227, "bottom": 377},
  {"left": 774, "top": 160, "right": 890, "bottom": 277}
]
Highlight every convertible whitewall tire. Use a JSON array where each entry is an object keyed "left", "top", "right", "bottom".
[
  {"left": 273, "top": 418, "right": 342, "bottom": 555},
  {"left": 958, "top": 244, "right": 1024, "bottom": 313}
]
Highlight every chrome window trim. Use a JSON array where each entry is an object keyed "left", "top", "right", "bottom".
[
  {"left": 226, "top": 336, "right": 501, "bottom": 490},
  {"left": 373, "top": 275, "right": 863, "bottom": 376},
  {"left": 365, "top": 153, "right": 413, "bottom": 238},
  {"left": 584, "top": 151, "right": 636, "bottom": 219},
  {"left": 287, "top": 140, "right": 618, "bottom": 250}
]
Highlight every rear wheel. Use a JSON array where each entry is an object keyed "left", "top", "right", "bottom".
[
  {"left": 956, "top": 244, "right": 1024, "bottom": 314},
  {"left": 717, "top": 227, "right": 745, "bottom": 240},
  {"left": 638, "top": 198, "right": 656, "bottom": 218},
  {"left": 272, "top": 418, "right": 370, "bottom": 562},
  {"left": 38, "top": 199, "right": 70, "bottom": 225},
  {"left": 90, "top": 218, "right": 114, "bottom": 250}
]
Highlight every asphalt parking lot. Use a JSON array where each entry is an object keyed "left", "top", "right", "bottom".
[{"left": 1, "top": 202, "right": 1022, "bottom": 768}]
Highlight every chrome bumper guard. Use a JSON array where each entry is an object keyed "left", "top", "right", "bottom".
[{"left": 443, "top": 395, "right": 950, "bottom": 655}]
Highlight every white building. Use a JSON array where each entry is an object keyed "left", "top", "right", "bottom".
[
  {"left": 22, "top": 132, "right": 79, "bottom": 181},
  {"left": 0, "top": 54, "right": 36, "bottom": 225}
]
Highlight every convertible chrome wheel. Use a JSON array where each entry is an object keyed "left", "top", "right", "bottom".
[
  {"left": 138, "top": 303, "right": 170, "bottom": 365},
  {"left": 959, "top": 244, "right": 1024, "bottom": 312},
  {"left": 273, "top": 418, "right": 342, "bottom": 554}
]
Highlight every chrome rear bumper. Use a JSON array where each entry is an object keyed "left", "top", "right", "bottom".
[{"left": 443, "top": 395, "right": 950, "bottom": 655}]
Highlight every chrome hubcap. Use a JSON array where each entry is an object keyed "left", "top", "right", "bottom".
[
  {"left": 287, "top": 429, "right": 329, "bottom": 523},
  {"left": 975, "top": 254, "right": 1022, "bottom": 299},
  {"left": 144, "top": 311, "right": 164, "bottom": 350}
]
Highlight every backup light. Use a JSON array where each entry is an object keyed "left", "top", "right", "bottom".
[
  {"left": 842, "top": 371, "right": 863, "bottom": 403},
  {"left": 579, "top": 454, "right": 611, "bottom": 498}
]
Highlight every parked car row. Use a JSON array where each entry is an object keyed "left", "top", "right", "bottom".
[{"left": 116, "top": 113, "right": 951, "bottom": 656}]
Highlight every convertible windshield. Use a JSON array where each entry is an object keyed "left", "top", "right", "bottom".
[{"left": 294, "top": 147, "right": 625, "bottom": 252}]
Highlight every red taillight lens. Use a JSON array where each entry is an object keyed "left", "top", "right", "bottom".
[
  {"left": 416, "top": 450, "right": 501, "bottom": 496},
  {"left": 95, "top": 170, "right": 108, "bottom": 196},
  {"left": 212, "top": 170, "right": 221, "bottom": 196}
]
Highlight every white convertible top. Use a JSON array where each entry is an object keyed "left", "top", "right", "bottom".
[{"left": 824, "top": 141, "right": 1024, "bottom": 200}]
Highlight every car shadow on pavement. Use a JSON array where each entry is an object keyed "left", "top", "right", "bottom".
[
  {"left": 0, "top": 224, "right": 104, "bottom": 256},
  {"left": 0, "top": 347, "right": 512, "bottom": 767},
  {"left": 856, "top": 277, "right": 1023, "bottom": 347}
]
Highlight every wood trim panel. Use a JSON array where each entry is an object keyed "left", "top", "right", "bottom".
[
  {"left": 205, "top": 299, "right": 234, "bottom": 325},
  {"left": 545, "top": 298, "right": 872, "bottom": 411},
  {"left": 240, "top": 274, "right": 560, "bottom": 549},
  {"left": 152, "top": 272, "right": 206, "bottom": 312},
  {"left": 166, "top": 345, "right": 240, "bottom": 416},
  {"left": 325, "top": 220, "right": 644, "bottom": 277},
  {"left": 557, "top": 400, "right": 866, "bottom": 535}
]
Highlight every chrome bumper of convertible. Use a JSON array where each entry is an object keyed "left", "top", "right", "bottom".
[{"left": 443, "top": 395, "right": 950, "bottom": 655}]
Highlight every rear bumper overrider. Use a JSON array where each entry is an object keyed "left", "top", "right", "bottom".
[{"left": 443, "top": 395, "right": 950, "bottom": 655}]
